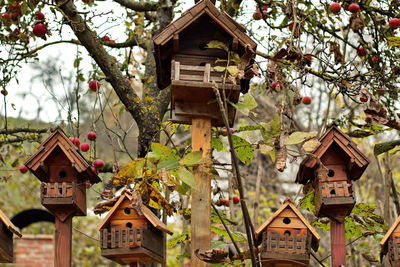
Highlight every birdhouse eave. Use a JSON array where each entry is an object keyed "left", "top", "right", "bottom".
[
  {"left": 0, "top": 209, "right": 22, "bottom": 238},
  {"left": 380, "top": 216, "right": 400, "bottom": 246}
]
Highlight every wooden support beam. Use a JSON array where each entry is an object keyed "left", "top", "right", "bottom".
[
  {"left": 330, "top": 216, "right": 346, "bottom": 267},
  {"left": 191, "top": 117, "right": 212, "bottom": 267},
  {"left": 55, "top": 215, "right": 72, "bottom": 267}
]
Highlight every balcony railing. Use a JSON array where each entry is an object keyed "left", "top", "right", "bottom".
[
  {"left": 262, "top": 231, "right": 309, "bottom": 255},
  {"left": 41, "top": 182, "right": 74, "bottom": 198},
  {"left": 319, "top": 181, "right": 352, "bottom": 198}
]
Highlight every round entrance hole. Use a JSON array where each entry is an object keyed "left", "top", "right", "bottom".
[
  {"left": 126, "top": 222, "right": 133, "bottom": 228},
  {"left": 124, "top": 208, "right": 131, "bottom": 215},
  {"left": 327, "top": 169, "right": 335, "bottom": 177},
  {"left": 284, "top": 230, "right": 291, "bottom": 236},
  {"left": 59, "top": 170, "right": 67, "bottom": 179},
  {"left": 283, "top": 217, "right": 291, "bottom": 225},
  {"left": 330, "top": 189, "right": 336, "bottom": 195}
]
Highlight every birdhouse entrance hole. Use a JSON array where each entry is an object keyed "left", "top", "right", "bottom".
[
  {"left": 126, "top": 222, "right": 133, "bottom": 228},
  {"left": 327, "top": 169, "right": 335, "bottom": 177},
  {"left": 124, "top": 208, "right": 131, "bottom": 215},
  {"left": 330, "top": 189, "right": 336, "bottom": 195},
  {"left": 284, "top": 230, "right": 291, "bottom": 236},
  {"left": 59, "top": 170, "right": 67, "bottom": 179},
  {"left": 283, "top": 217, "right": 291, "bottom": 224}
]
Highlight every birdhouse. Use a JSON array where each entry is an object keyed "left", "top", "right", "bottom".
[
  {"left": 24, "top": 128, "right": 101, "bottom": 219},
  {"left": 153, "top": 0, "right": 257, "bottom": 126},
  {"left": 98, "top": 190, "right": 173, "bottom": 265},
  {"left": 0, "top": 209, "right": 22, "bottom": 263},
  {"left": 255, "top": 199, "right": 320, "bottom": 266},
  {"left": 296, "top": 125, "right": 369, "bottom": 217},
  {"left": 381, "top": 216, "right": 400, "bottom": 266}
]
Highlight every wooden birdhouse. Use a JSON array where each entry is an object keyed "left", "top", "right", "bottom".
[
  {"left": 153, "top": 0, "right": 257, "bottom": 126},
  {"left": 98, "top": 190, "right": 173, "bottom": 265},
  {"left": 296, "top": 125, "right": 369, "bottom": 217},
  {"left": 0, "top": 209, "right": 22, "bottom": 263},
  {"left": 381, "top": 217, "right": 400, "bottom": 266},
  {"left": 24, "top": 128, "right": 101, "bottom": 219},
  {"left": 255, "top": 199, "right": 320, "bottom": 267}
]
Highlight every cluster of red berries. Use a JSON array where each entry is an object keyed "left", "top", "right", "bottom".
[{"left": 252, "top": 6, "right": 268, "bottom": 20}]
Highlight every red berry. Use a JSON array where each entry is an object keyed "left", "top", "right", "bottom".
[
  {"left": 223, "top": 199, "right": 230, "bottom": 207},
  {"left": 88, "top": 80, "right": 101, "bottom": 92},
  {"left": 102, "top": 35, "right": 111, "bottom": 42},
  {"left": 360, "top": 95, "right": 369, "bottom": 102},
  {"left": 80, "top": 143, "right": 90, "bottom": 152},
  {"left": 348, "top": 3, "right": 360, "bottom": 13},
  {"left": 304, "top": 54, "right": 313, "bottom": 61},
  {"left": 357, "top": 47, "right": 367, "bottom": 57},
  {"left": 220, "top": 127, "right": 235, "bottom": 136},
  {"left": 90, "top": 166, "right": 98, "bottom": 174},
  {"left": 32, "top": 23, "right": 47, "bottom": 37},
  {"left": 215, "top": 199, "right": 222, "bottom": 207},
  {"left": 87, "top": 131, "right": 97, "bottom": 141},
  {"left": 329, "top": 2, "right": 341, "bottom": 13},
  {"left": 232, "top": 196, "right": 240, "bottom": 204},
  {"left": 271, "top": 81, "right": 284, "bottom": 90},
  {"left": 288, "top": 22, "right": 294, "bottom": 31},
  {"left": 262, "top": 9, "right": 268, "bottom": 19},
  {"left": 18, "top": 164, "right": 28, "bottom": 174},
  {"left": 371, "top": 55, "right": 380, "bottom": 63},
  {"left": 93, "top": 159, "right": 105, "bottom": 169},
  {"left": 389, "top": 18, "right": 400, "bottom": 29},
  {"left": 301, "top": 96, "right": 312, "bottom": 105},
  {"left": 70, "top": 137, "right": 81, "bottom": 147},
  {"left": 35, "top": 12, "right": 45, "bottom": 20},
  {"left": 253, "top": 9, "right": 262, "bottom": 20},
  {"left": 2, "top": 13, "right": 12, "bottom": 20}
]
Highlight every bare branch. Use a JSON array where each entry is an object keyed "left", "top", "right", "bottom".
[{"left": 112, "top": 0, "right": 158, "bottom": 11}]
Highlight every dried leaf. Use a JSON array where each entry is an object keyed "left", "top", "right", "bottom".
[
  {"left": 146, "top": 183, "right": 175, "bottom": 215},
  {"left": 285, "top": 131, "right": 317, "bottom": 145},
  {"left": 350, "top": 13, "right": 365, "bottom": 32},
  {"left": 275, "top": 145, "right": 287, "bottom": 172},
  {"left": 195, "top": 249, "right": 228, "bottom": 264},
  {"left": 330, "top": 42, "right": 344, "bottom": 63},
  {"left": 113, "top": 158, "right": 145, "bottom": 186},
  {"left": 272, "top": 48, "right": 288, "bottom": 60},
  {"left": 302, "top": 138, "right": 321, "bottom": 152}
]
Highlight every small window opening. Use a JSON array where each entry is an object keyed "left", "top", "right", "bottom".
[
  {"left": 283, "top": 217, "right": 291, "bottom": 225},
  {"left": 327, "top": 169, "right": 335, "bottom": 177},
  {"left": 199, "top": 42, "right": 208, "bottom": 50},
  {"left": 126, "top": 222, "right": 133, "bottom": 228},
  {"left": 284, "top": 230, "right": 291, "bottom": 236},
  {"left": 330, "top": 189, "right": 336, "bottom": 195},
  {"left": 124, "top": 208, "right": 131, "bottom": 215},
  {"left": 59, "top": 170, "right": 67, "bottom": 179}
]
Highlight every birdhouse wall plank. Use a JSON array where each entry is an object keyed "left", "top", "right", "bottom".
[{"left": 0, "top": 228, "right": 13, "bottom": 263}]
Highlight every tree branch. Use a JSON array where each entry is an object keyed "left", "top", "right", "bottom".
[
  {"left": 0, "top": 128, "right": 49, "bottom": 135},
  {"left": 112, "top": 0, "right": 158, "bottom": 11}
]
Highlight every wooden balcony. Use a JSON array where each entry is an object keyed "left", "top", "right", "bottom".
[
  {"left": 40, "top": 182, "right": 86, "bottom": 216},
  {"left": 389, "top": 236, "right": 400, "bottom": 266},
  {"left": 100, "top": 227, "right": 164, "bottom": 265},
  {"left": 170, "top": 60, "right": 240, "bottom": 126},
  {"left": 319, "top": 181, "right": 352, "bottom": 198},
  {"left": 261, "top": 231, "right": 311, "bottom": 264}
]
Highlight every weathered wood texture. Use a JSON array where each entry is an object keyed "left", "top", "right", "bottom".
[
  {"left": 191, "top": 118, "right": 212, "bottom": 267},
  {"left": 55, "top": 215, "right": 72, "bottom": 267},
  {"left": 330, "top": 218, "right": 346, "bottom": 267},
  {"left": 0, "top": 222, "right": 13, "bottom": 263}
]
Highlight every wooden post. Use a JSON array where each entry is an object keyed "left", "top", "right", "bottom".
[
  {"left": 54, "top": 215, "right": 73, "bottom": 267},
  {"left": 330, "top": 216, "right": 346, "bottom": 267},
  {"left": 191, "top": 117, "right": 212, "bottom": 267}
]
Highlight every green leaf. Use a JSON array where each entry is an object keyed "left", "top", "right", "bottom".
[
  {"left": 149, "top": 143, "right": 178, "bottom": 161},
  {"left": 226, "top": 66, "right": 239, "bottom": 76},
  {"left": 231, "top": 93, "right": 258, "bottom": 116},
  {"left": 298, "top": 190, "right": 315, "bottom": 213},
  {"left": 175, "top": 166, "right": 196, "bottom": 188},
  {"left": 211, "top": 212, "right": 237, "bottom": 226},
  {"left": 157, "top": 158, "right": 180, "bottom": 170},
  {"left": 286, "top": 131, "right": 317, "bottom": 145},
  {"left": 167, "top": 231, "right": 190, "bottom": 249},
  {"left": 232, "top": 135, "right": 254, "bottom": 165},
  {"left": 113, "top": 158, "right": 145, "bottom": 185},
  {"left": 206, "top": 40, "right": 228, "bottom": 51},
  {"left": 302, "top": 138, "right": 321, "bottom": 152},
  {"left": 260, "top": 114, "right": 281, "bottom": 145},
  {"left": 214, "top": 66, "right": 226, "bottom": 72},
  {"left": 179, "top": 151, "right": 203, "bottom": 166},
  {"left": 212, "top": 137, "right": 224, "bottom": 152},
  {"left": 211, "top": 226, "right": 247, "bottom": 242},
  {"left": 374, "top": 139, "right": 400, "bottom": 156}
]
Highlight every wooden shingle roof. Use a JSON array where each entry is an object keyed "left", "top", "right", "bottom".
[
  {"left": 153, "top": 0, "right": 257, "bottom": 90},
  {"left": 97, "top": 190, "right": 173, "bottom": 235},
  {"left": 0, "top": 209, "right": 22, "bottom": 238},
  {"left": 255, "top": 199, "right": 320, "bottom": 251},
  {"left": 24, "top": 128, "right": 101, "bottom": 184},
  {"left": 296, "top": 125, "right": 369, "bottom": 184}
]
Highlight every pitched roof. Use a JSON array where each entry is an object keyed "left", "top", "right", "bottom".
[
  {"left": 380, "top": 216, "right": 400, "bottom": 247},
  {"left": 153, "top": 0, "right": 257, "bottom": 89},
  {"left": 296, "top": 125, "right": 369, "bottom": 184},
  {"left": 24, "top": 128, "right": 101, "bottom": 184},
  {"left": 97, "top": 190, "right": 173, "bottom": 235},
  {"left": 255, "top": 199, "right": 320, "bottom": 251},
  {"left": 0, "top": 209, "right": 22, "bottom": 238}
]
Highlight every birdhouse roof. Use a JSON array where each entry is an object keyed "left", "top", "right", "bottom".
[
  {"left": 24, "top": 128, "right": 101, "bottom": 184},
  {"left": 255, "top": 199, "right": 320, "bottom": 251},
  {"left": 380, "top": 216, "right": 400, "bottom": 247},
  {"left": 0, "top": 209, "right": 22, "bottom": 238},
  {"left": 97, "top": 190, "right": 173, "bottom": 235},
  {"left": 296, "top": 125, "right": 369, "bottom": 184},
  {"left": 153, "top": 0, "right": 257, "bottom": 89}
]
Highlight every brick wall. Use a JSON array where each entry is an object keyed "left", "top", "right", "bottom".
[{"left": 14, "top": 235, "right": 54, "bottom": 267}]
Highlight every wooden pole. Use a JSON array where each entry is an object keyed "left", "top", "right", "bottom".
[
  {"left": 54, "top": 215, "right": 72, "bottom": 267},
  {"left": 190, "top": 117, "right": 212, "bottom": 267},
  {"left": 330, "top": 216, "right": 346, "bottom": 267}
]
